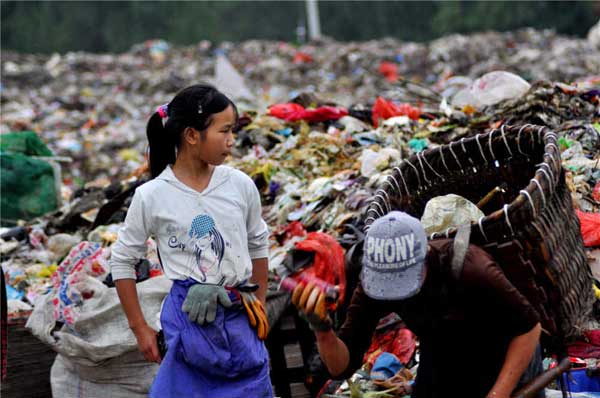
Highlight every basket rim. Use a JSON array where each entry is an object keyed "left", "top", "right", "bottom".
[{"left": 364, "top": 123, "right": 563, "bottom": 242}]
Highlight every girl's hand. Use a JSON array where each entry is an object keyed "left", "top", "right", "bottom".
[{"left": 131, "top": 323, "right": 161, "bottom": 364}]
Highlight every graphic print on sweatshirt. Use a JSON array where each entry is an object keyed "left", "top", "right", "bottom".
[{"left": 167, "top": 214, "right": 230, "bottom": 282}]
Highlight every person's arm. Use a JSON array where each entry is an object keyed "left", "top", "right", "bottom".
[
  {"left": 250, "top": 257, "right": 268, "bottom": 304},
  {"left": 462, "top": 246, "right": 542, "bottom": 398},
  {"left": 315, "top": 330, "right": 351, "bottom": 377},
  {"left": 244, "top": 173, "right": 270, "bottom": 305},
  {"left": 109, "top": 190, "right": 159, "bottom": 362},
  {"left": 486, "top": 322, "right": 541, "bottom": 398},
  {"left": 115, "top": 279, "right": 161, "bottom": 363},
  {"left": 292, "top": 282, "right": 386, "bottom": 379}
]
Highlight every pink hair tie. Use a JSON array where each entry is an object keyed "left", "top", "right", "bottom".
[{"left": 157, "top": 103, "right": 168, "bottom": 118}]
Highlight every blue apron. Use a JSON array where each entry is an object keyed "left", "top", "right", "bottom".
[{"left": 150, "top": 280, "right": 272, "bottom": 398}]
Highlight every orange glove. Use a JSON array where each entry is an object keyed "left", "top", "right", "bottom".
[
  {"left": 291, "top": 281, "right": 332, "bottom": 331},
  {"left": 239, "top": 291, "right": 269, "bottom": 340}
]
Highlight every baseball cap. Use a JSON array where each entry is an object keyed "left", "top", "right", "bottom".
[{"left": 361, "top": 211, "right": 428, "bottom": 300}]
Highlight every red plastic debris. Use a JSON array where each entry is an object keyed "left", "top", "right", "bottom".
[
  {"left": 371, "top": 97, "right": 421, "bottom": 127},
  {"left": 269, "top": 103, "right": 348, "bottom": 122},
  {"left": 379, "top": 61, "right": 398, "bottom": 82}
]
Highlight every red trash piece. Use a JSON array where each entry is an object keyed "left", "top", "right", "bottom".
[
  {"left": 285, "top": 221, "right": 307, "bottom": 239},
  {"left": 575, "top": 210, "right": 600, "bottom": 247},
  {"left": 268, "top": 103, "right": 306, "bottom": 121},
  {"left": 567, "top": 334, "right": 600, "bottom": 359},
  {"left": 592, "top": 181, "right": 600, "bottom": 202},
  {"left": 379, "top": 61, "right": 398, "bottom": 82},
  {"left": 363, "top": 324, "right": 417, "bottom": 366},
  {"left": 300, "top": 106, "right": 348, "bottom": 122},
  {"left": 273, "top": 221, "right": 307, "bottom": 245},
  {"left": 371, "top": 96, "right": 421, "bottom": 127},
  {"left": 268, "top": 103, "right": 348, "bottom": 122},
  {"left": 293, "top": 51, "right": 313, "bottom": 64},
  {"left": 294, "top": 232, "right": 347, "bottom": 304}
]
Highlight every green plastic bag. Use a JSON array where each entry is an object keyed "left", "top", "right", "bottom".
[{"left": 0, "top": 131, "right": 53, "bottom": 156}]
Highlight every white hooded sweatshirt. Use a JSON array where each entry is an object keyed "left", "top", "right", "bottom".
[{"left": 109, "top": 165, "right": 269, "bottom": 287}]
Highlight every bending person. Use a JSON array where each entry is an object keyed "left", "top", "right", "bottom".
[{"left": 293, "top": 211, "right": 542, "bottom": 398}]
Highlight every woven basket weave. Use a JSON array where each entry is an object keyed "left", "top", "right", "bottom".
[
  {"left": 364, "top": 124, "right": 594, "bottom": 348},
  {"left": 0, "top": 319, "right": 56, "bottom": 398}
]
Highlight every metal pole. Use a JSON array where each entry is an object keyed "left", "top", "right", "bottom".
[{"left": 305, "top": 0, "right": 321, "bottom": 40}]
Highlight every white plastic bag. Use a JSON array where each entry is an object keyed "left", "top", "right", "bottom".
[
  {"left": 215, "top": 53, "right": 255, "bottom": 100},
  {"left": 51, "top": 350, "right": 158, "bottom": 398},
  {"left": 421, "top": 194, "right": 484, "bottom": 235},
  {"left": 360, "top": 148, "right": 401, "bottom": 177},
  {"left": 588, "top": 19, "right": 600, "bottom": 50},
  {"left": 452, "top": 71, "right": 531, "bottom": 108},
  {"left": 27, "top": 276, "right": 172, "bottom": 396}
]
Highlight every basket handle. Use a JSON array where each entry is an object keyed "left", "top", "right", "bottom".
[{"left": 511, "top": 357, "right": 571, "bottom": 398}]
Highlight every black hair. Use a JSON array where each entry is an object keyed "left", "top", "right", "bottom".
[{"left": 146, "top": 83, "right": 238, "bottom": 178}]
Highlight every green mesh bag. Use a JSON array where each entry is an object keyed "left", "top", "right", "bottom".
[
  {"left": 0, "top": 131, "right": 53, "bottom": 156},
  {"left": 1, "top": 132, "right": 58, "bottom": 225}
]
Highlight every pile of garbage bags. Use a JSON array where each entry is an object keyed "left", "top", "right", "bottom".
[{"left": 1, "top": 25, "right": 599, "bottom": 397}]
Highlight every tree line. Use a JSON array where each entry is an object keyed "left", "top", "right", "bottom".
[{"left": 1, "top": 1, "right": 598, "bottom": 54}]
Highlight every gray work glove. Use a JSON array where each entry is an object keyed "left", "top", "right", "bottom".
[{"left": 182, "top": 284, "right": 233, "bottom": 325}]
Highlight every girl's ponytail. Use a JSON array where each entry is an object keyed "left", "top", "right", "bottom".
[{"left": 146, "top": 111, "right": 176, "bottom": 178}]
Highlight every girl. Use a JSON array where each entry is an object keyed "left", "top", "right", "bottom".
[{"left": 110, "top": 84, "right": 272, "bottom": 398}]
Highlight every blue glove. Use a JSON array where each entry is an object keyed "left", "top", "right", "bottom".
[{"left": 182, "top": 284, "right": 233, "bottom": 325}]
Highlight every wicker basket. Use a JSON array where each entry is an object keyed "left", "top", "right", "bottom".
[
  {"left": 364, "top": 124, "right": 594, "bottom": 350},
  {"left": 0, "top": 317, "right": 56, "bottom": 398}
]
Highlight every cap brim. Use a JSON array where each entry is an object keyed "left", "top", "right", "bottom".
[{"left": 361, "top": 259, "right": 425, "bottom": 300}]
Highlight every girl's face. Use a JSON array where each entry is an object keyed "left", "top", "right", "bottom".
[
  {"left": 193, "top": 233, "right": 212, "bottom": 250},
  {"left": 191, "top": 105, "right": 236, "bottom": 165}
]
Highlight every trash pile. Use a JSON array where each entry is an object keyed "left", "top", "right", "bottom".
[
  {"left": 1, "top": 28, "right": 599, "bottom": 186},
  {"left": 1, "top": 26, "right": 599, "bottom": 396}
]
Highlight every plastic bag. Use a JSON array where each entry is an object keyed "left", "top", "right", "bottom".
[
  {"left": 47, "top": 233, "right": 81, "bottom": 260},
  {"left": 268, "top": 103, "right": 348, "bottom": 122},
  {"left": 371, "top": 97, "right": 421, "bottom": 127},
  {"left": 452, "top": 71, "right": 531, "bottom": 108},
  {"left": 408, "top": 138, "right": 428, "bottom": 152},
  {"left": 51, "top": 351, "right": 158, "bottom": 398},
  {"left": 294, "top": 232, "right": 346, "bottom": 305},
  {"left": 27, "top": 276, "right": 171, "bottom": 397},
  {"left": 0, "top": 131, "right": 54, "bottom": 156},
  {"left": 51, "top": 241, "right": 109, "bottom": 324},
  {"left": 576, "top": 210, "right": 600, "bottom": 247},
  {"left": 588, "top": 19, "right": 600, "bottom": 50},
  {"left": 6, "top": 284, "right": 25, "bottom": 300},
  {"left": 421, "top": 194, "right": 484, "bottom": 235},
  {"left": 379, "top": 61, "right": 398, "bottom": 82},
  {"left": 360, "top": 148, "right": 400, "bottom": 177},
  {"left": 1, "top": 153, "right": 59, "bottom": 223},
  {"left": 293, "top": 51, "right": 313, "bottom": 64},
  {"left": 592, "top": 182, "right": 600, "bottom": 202},
  {"left": 214, "top": 53, "right": 254, "bottom": 100}
]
